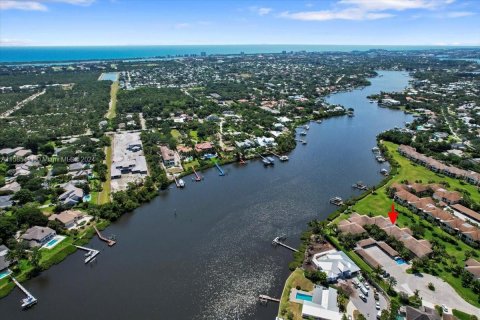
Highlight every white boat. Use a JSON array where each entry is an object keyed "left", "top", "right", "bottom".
[
  {"left": 178, "top": 179, "right": 185, "bottom": 188},
  {"left": 300, "top": 131, "right": 307, "bottom": 136},
  {"left": 316, "top": 120, "right": 322, "bottom": 124},
  {"left": 279, "top": 155, "right": 289, "bottom": 161},
  {"left": 304, "top": 125, "right": 310, "bottom": 130}
]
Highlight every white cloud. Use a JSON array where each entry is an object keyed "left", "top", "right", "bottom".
[
  {"left": 0, "top": 0, "right": 94, "bottom": 11},
  {"left": 445, "top": 11, "right": 475, "bottom": 18},
  {"left": 249, "top": 6, "right": 272, "bottom": 16},
  {"left": 339, "top": 0, "right": 454, "bottom": 11},
  {"left": 280, "top": 8, "right": 394, "bottom": 21},
  {"left": 279, "top": 0, "right": 459, "bottom": 21},
  {"left": 0, "top": 1, "right": 47, "bottom": 11}
]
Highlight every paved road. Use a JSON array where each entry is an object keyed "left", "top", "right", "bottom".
[{"left": 347, "top": 278, "right": 387, "bottom": 320}]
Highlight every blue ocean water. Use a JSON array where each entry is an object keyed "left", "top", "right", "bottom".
[{"left": 0, "top": 45, "right": 477, "bottom": 64}]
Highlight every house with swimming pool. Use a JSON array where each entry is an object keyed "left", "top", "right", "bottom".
[
  {"left": 311, "top": 249, "right": 360, "bottom": 282},
  {"left": 0, "top": 245, "right": 12, "bottom": 279},
  {"left": 20, "top": 226, "right": 56, "bottom": 248},
  {"left": 289, "top": 286, "right": 342, "bottom": 320}
]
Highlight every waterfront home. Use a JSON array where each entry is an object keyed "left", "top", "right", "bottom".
[
  {"left": 0, "top": 195, "right": 13, "bottom": 209},
  {"left": 160, "top": 145, "right": 177, "bottom": 167},
  {"left": 195, "top": 142, "right": 214, "bottom": 154},
  {"left": 405, "top": 306, "right": 441, "bottom": 320},
  {"left": 465, "top": 258, "right": 480, "bottom": 280},
  {"left": 0, "top": 245, "right": 11, "bottom": 272},
  {"left": 311, "top": 249, "right": 360, "bottom": 282},
  {"left": 176, "top": 145, "right": 193, "bottom": 159},
  {"left": 58, "top": 183, "right": 84, "bottom": 206},
  {"left": 290, "top": 286, "right": 342, "bottom": 320},
  {"left": 48, "top": 210, "right": 85, "bottom": 229},
  {"left": 20, "top": 226, "right": 56, "bottom": 248}
]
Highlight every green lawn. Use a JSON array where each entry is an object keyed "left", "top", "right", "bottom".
[
  {"left": 278, "top": 269, "right": 314, "bottom": 320},
  {"left": 98, "top": 143, "right": 112, "bottom": 204},
  {"left": 183, "top": 159, "right": 200, "bottom": 171},
  {"left": 189, "top": 130, "right": 198, "bottom": 141},
  {"left": 171, "top": 129, "right": 181, "bottom": 141},
  {"left": 349, "top": 141, "right": 480, "bottom": 308}
]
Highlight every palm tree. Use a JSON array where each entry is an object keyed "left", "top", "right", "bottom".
[{"left": 387, "top": 276, "right": 397, "bottom": 291}]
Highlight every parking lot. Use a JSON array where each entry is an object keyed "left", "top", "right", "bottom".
[{"left": 344, "top": 277, "right": 388, "bottom": 320}]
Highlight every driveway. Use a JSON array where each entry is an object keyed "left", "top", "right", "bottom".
[{"left": 364, "top": 246, "right": 480, "bottom": 315}]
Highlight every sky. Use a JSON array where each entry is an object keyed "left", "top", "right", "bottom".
[{"left": 0, "top": 0, "right": 479, "bottom": 46}]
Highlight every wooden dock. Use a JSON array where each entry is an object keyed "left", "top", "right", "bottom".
[
  {"left": 94, "top": 226, "right": 116, "bottom": 246},
  {"left": 75, "top": 245, "right": 100, "bottom": 264},
  {"left": 259, "top": 294, "right": 280, "bottom": 303},
  {"left": 192, "top": 167, "right": 202, "bottom": 181},
  {"left": 272, "top": 237, "right": 298, "bottom": 252},
  {"left": 11, "top": 276, "right": 37, "bottom": 309}
]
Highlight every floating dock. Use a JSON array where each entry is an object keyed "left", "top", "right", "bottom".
[
  {"left": 214, "top": 162, "right": 225, "bottom": 176},
  {"left": 11, "top": 276, "right": 37, "bottom": 309},
  {"left": 259, "top": 294, "right": 280, "bottom": 304},
  {"left": 272, "top": 237, "right": 298, "bottom": 252},
  {"left": 94, "top": 226, "right": 116, "bottom": 246},
  {"left": 259, "top": 154, "right": 274, "bottom": 166},
  {"left": 75, "top": 245, "right": 100, "bottom": 264}
]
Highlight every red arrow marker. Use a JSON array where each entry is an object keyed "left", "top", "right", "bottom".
[{"left": 388, "top": 203, "right": 398, "bottom": 225}]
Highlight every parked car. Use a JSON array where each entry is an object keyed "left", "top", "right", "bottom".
[
  {"left": 359, "top": 294, "right": 367, "bottom": 302},
  {"left": 376, "top": 301, "right": 380, "bottom": 310},
  {"left": 360, "top": 285, "right": 369, "bottom": 296},
  {"left": 364, "top": 282, "right": 370, "bottom": 290},
  {"left": 377, "top": 311, "right": 382, "bottom": 319},
  {"left": 442, "top": 304, "right": 449, "bottom": 313},
  {"left": 374, "top": 290, "right": 379, "bottom": 301}
]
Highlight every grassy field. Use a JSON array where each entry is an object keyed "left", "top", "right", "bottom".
[
  {"left": 183, "top": 159, "right": 200, "bottom": 171},
  {"left": 349, "top": 141, "right": 480, "bottom": 307},
  {"left": 278, "top": 269, "right": 314, "bottom": 320},
  {"left": 171, "top": 129, "right": 181, "bottom": 141},
  {"left": 106, "top": 81, "right": 119, "bottom": 119},
  {"left": 98, "top": 142, "right": 112, "bottom": 204},
  {"left": 189, "top": 130, "right": 198, "bottom": 141}
]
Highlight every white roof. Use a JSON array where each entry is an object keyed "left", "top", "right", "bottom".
[{"left": 302, "top": 302, "right": 342, "bottom": 320}]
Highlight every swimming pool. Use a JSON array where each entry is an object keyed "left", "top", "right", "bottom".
[
  {"left": 83, "top": 194, "right": 92, "bottom": 202},
  {"left": 395, "top": 258, "right": 406, "bottom": 265},
  {"left": 42, "top": 235, "right": 66, "bottom": 249},
  {"left": 295, "top": 292, "right": 313, "bottom": 302},
  {"left": 0, "top": 269, "right": 12, "bottom": 280}
]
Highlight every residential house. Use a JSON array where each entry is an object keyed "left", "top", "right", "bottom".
[
  {"left": 58, "top": 183, "right": 84, "bottom": 206},
  {"left": 465, "top": 258, "right": 480, "bottom": 280},
  {"left": 20, "top": 226, "right": 56, "bottom": 248},
  {"left": 48, "top": 210, "right": 85, "bottom": 229},
  {"left": 195, "top": 142, "right": 214, "bottom": 154},
  {"left": 0, "top": 245, "right": 11, "bottom": 272},
  {"left": 311, "top": 249, "right": 360, "bottom": 282},
  {"left": 160, "top": 145, "right": 176, "bottom": 167}
]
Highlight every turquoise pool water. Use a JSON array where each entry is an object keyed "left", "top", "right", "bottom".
[
  {"left": 395, "top": 258, "right": 406, "bottom": 265},
  {"left": 83, "top": 194, "right": 92, "bottom": 202},
  {"left": 46, "top": 238, "right": 58, "bottom": 246},
  {"left": 296, "top": 292, "right": 313, "bottom": 302},
  {"left": 0, "top": 269, "right": 12, "bottom": 279}
]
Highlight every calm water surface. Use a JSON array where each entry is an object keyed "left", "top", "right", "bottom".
[{"left": 1, "top": 71, "right": 412, "bottom": 320}]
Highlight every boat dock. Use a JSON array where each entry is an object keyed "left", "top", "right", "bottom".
[
  {"left": 329, "top": 197, "right": 344, "bottom": 206},
  {"left": 272, "top": 153, "right": 289, "bottom": 161},
  {"left": 295, "top": 139, "right": 307, "bottom": 145},
  {"left": 214, "top": 162, "right": 225, "bottom": 176},
  {"left": 258, "top": 154, "right": 274, "bottom": 166},
  {"left": 94, "top": 226, "right": 116, "bottom": 246},
  {"left": 174, "top": 176, "right": 185, "bottom": 188},
  {"left": 352, "top": 182, "right": 368, "bottom": 190},
  {"left": 75, "top": 245, "right": 100, "bottom": 264},
  {"left": 259, "top": 294, "right": 280, "bottom": 304},
  {"left": 272, "top": 237, "right": 298, "bottom": 252},
  {"left": 11, "top": 276, "right": 37, "bottom": 309},
  {"left": 192, "top": 167, "right": 202, "bottom": 181}
]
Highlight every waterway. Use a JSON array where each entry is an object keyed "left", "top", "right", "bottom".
[{"left": 0, "top": 70, "right": 413, "bottom": 319}]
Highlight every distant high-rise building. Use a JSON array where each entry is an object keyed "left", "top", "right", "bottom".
[
  {"left": 240, "top": 51, "right": 245, "bottom": 55},
  {"left": 200, "top": 51, "right": 207, "bottom": 57},
  {"left": 282, "top": 50, "right": 287, "bottom": 54}
]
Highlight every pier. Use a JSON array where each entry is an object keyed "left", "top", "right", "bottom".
[
  {"left": 192, "top": 167, "right": 202, "bottom": 181},
  {"left": 272, "top": 236, "right": 298, "bottom": 252},
  {"left": 174, "top": 176, "right": 185, "bottom": 188},
  {"left": 94, "top": 226, "right": 116, "bottom": 246},
  {"left": 259, "top": 294, "right": 280, "bottom": 304},
  {"left": 272, "top": 153, "right": 289, "bottom": 161},
  {"left": 75, "top": 245, "right": 100, "bottom": 264},
  {"left": 329, "top": 197, "right": 344, "bottom": 206},
  {"left": 295, "top": 139, "right": 307, "bottom": 145},
  {"left": 214, "top": 162, "right": 225, "bottom": 176},
  {"left": 352, "top": 181, "right": 368, "bottom": 190},
  {"left": 11, "top": 276, "right": 37, "bottom": 309},
  {"left": 258, "top": 154, "right": 274, "bottom": 166}
]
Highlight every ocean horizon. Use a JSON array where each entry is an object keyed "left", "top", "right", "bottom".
[{"left": 1, "top": 44, "right": 479, "bottom": 64}]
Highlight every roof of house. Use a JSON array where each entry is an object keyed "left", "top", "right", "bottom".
[
  {"left": 451, "top": 204, "right": 480, "bottom": 222},
  {"left": 48, "top": 210, "right": 83, "bottom": 225},
  {"left": 355, "top": 248, "right": 381, "bottom": 269},
  {"left": 21, "top": 226, "right": 55, "bottom": 242},
  {"left": 406, "top": 306, "right": 440, "bottom": 320}
]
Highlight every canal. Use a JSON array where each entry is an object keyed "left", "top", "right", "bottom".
[{"left": 1, "top": 71, "right": 413, "bottom": 320}]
